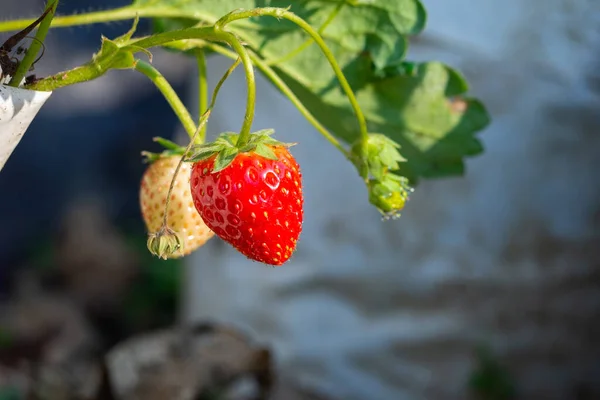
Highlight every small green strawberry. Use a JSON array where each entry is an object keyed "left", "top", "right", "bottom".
[
  {"left": 188, "top": 130, "right": 303, "bottom": 266},
  {"left": 140, "top": 155, "right": 214, "bottom": 259},
  {"left": 351, "top": 133, "right": 412, "bottom": 219}
]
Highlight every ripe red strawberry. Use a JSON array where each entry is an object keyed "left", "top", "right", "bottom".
[
  {"left": 140, "top": 155, "right": 214, "bottom": 258},
  {"left": 189, "top": 136, "right": 303, "bottom": 266}
]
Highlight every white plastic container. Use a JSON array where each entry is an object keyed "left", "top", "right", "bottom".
[{"left": 0, "top": 84, "right": 52, "bottom": 172}]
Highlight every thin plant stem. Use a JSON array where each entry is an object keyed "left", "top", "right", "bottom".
[
  {"left": 171, "top": 41, "right": 349, "bottom": 158},
  {"left": 134, "top": 59, "right": 196, "bottom": 139},
  {"left": 8, "top": 0, "right": 58, "bottom": 87},
  {"left": 266, "top": 2, "right": 342, "bottom": 67},
  {"left": 216, "top": 8, "right": 369, "bottom": 150},
  {"left": 195, "top": 49, "right": 208, "bottom": 143},
  {"left": 162, "top": 57, "right": 242, "bottom": 229}
]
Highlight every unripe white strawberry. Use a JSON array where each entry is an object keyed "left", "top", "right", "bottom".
[{"left": 140, "top": 156, "right": 214, "bottom": 259}]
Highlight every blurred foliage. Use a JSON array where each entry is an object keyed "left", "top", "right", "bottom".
[
  {"left": 122, "top": 231, "right": 182, "bottom": 330},
  {"left": 469, "top": 345, "right": 517, "bottom": 400}
]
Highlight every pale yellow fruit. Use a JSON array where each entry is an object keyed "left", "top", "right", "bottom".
[{"left": 140, "top": 156, "right": 214, "bottom": 258}]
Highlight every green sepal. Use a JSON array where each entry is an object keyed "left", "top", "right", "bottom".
[
  {"left": 352, "top": 133, "right": 407, "bottom": 181},
  {"left": 350, "top": 133, "right": 413, "bottom": 218},
  {"left": 254, "top": 142, "right": 278, "bottom": 160},
  {"left": 114, "top": 15, "right": 140, "bottom": 44},
  {"left": 184, "top": 128, "right": 294, "bottom": 172},
  {"left": 213, "top": 147, "right": 239, "bottom": 173},
  {"left": 153, "top": 137, "right": 182, "bottom": 151},
  {"left": 141, "top": 136, "right": 187, "bottom": 163},
  {"left": 187, "top": 144, "right": 224, "bottom": 162},
  {"left": 141, "top": 150, "right": 182, "bottom": 163},
  {"left": 147, "top": 226, "right": 182, "bottom": 260}
]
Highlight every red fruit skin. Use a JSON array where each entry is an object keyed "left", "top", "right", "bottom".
[{"left": 190, "top": 146, "right": 303, "bottom": 266}]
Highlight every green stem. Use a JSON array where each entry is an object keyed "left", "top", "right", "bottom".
[
  {"left": 23, "top": 23, "right": 256, "bottom": 147},
  {"left": 168, "top": 40, "right": 349, "bottom": 157},
  {"left": 8, "top": 0, "right": 58, "bottom": 87},
  {"left": 216, "top": 31, "right": 255, "bottom": 147},
  {"left": 216, "top": 8, "right": 369, "bottom": 147},
  {"left": 195, "top": 49, "right": 208, "bottom": 143},
  {"left": 266, "top": 2, "right": 343, "bottom": 67},
  {"left": 134, "top": 60, "right": 196, "bottom": 139},
  {"left": 0, "top": 5, "right": 207, "bottom": 33},
  {"left": 162, "top": 109, "right": 211, "bottom": 228},
  {"left": 247, "top": 49, "right": 348, "bottom": 156},
  {"left": 131, "top": 28, "right": 255, "bottom": 146},
  {"left": 208, "top": 57, "right": 241, "bottom": 110},
  {"left": 163, "top": 57, "right": 242, "bottom": 228}
]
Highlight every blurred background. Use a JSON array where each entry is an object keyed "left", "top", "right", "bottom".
[{"left": 1, "top": 0, "right": 599, "bottom": 399}]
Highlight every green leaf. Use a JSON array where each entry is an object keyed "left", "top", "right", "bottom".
[
  {"left": 280, "top": 61, "right": 490, "bottom": 182},
  {"left": 137, "top": 0, "right": 489, "bottom": 181}
]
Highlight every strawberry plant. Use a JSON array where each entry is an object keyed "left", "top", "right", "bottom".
[{"left": 0, "top": 0, "right": 490, "bottom": 265}]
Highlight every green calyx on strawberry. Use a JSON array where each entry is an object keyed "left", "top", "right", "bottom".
[
  {"left": 351, "top": 134, "right": 413, "bottom": 219},
  {"left": 186, "top": 129, "right": 296, "bottom": 172},
  {"left": 187, "top": 130, "right": 303, "bottom": 266}
]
